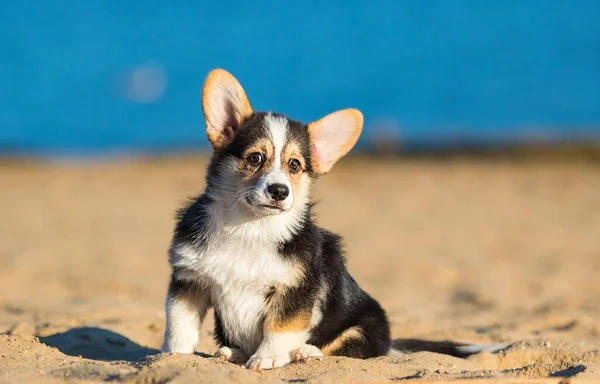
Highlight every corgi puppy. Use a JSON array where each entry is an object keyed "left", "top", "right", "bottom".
[{"left": 162, "top": 69, "right": 502, "bottom": 370}]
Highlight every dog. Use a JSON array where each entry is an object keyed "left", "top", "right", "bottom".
[{"left": 161, "top": 69, "right": 504, "bottom": 370}]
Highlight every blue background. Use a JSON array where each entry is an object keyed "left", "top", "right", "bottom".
[{"left": 1, "top": 1, "right": 600, "bottom": 155}]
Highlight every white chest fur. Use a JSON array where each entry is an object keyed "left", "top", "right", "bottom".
[{"left": 174, "top": 234, "right": 300, "bottom": 355}]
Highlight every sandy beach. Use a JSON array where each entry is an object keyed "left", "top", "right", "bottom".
[{"left": 1, "top": 155, "right": 599, "bottom": 383}]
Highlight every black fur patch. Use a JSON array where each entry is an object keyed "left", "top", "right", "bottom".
[
  {"left": 167, "top": 267, "right": 203, "bottom": 301},
  {"left": 172, "top": 194, "right": 212, "bottom": 249},
  {"left": 213, "top": 310, "right": 239, "bottom": 349}
]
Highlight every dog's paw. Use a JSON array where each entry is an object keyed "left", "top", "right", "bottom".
[
  {"left": 245, "top": 354, "right": 291, "bottom": 370},
  {"left": 214, "top": 346, "right": 248, "bottom": 365},
  {"left": 291, "top": 344, "right": 324, "bottom": 362}
]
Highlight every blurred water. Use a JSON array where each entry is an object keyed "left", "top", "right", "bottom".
[{"left": 1, "top": 1, "right": 599, "bottom": 155}]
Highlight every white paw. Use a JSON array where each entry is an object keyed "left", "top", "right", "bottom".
[
  {"left": 291, "top": 344, "right": 324, "bottom": 362},
  {"left": 245, "top": 354, "right": 291, "bottom": 370},
  {"left": 214, "top": 346, "right": 248, "bottom": 365}
]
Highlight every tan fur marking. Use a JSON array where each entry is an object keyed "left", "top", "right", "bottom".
[
  {"left": 281, "top": 141, "right": 308, "bottom": 195},
  {"left": 264, "top": 268, "right": 311, "bottom": 333},
  {"left": 265, "top": 309, "right": 312, "bottom": 333},
  {"left": 237, "top": 138, "right": 275, "bottom": 177},
  {"left": 227, "top": 138, "right": 277, "bottom": 183},
  {"left": 243, "top": 139, "right": 272, "bottom": 156},
  {"left": 320, "top": 326, "right": 365, "bottom": 356}
]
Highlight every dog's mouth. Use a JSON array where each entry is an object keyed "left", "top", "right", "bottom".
[
  {"left": 244, "top": 195, "right": 286, "bottom": 213},
  {"left": 258, "top": 204, "right": 284, "bottom": 211}
]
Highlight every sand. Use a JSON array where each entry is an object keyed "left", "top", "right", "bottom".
[{"left": 0, "top": 155, "right": 599, "bottom": 384}]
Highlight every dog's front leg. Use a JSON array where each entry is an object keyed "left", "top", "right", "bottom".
[
  {"left": 245, "top": 330, "right": 308, "bottom": 370},
  {"left": 245, "top": 310, "right": 323, "bottom": 370},
  {"left": 162, "top": 275, "right": 210, "bottom": 354}
]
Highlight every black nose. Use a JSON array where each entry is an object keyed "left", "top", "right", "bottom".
[{"left": 267, "top": 183, "right": 289, "bottom": 201}]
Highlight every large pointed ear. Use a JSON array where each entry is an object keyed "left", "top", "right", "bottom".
[
  {"left": 201, "top": 69, "right": 253, "bottom": 150},
  {"left": 307, "top": 109, "right": 363, "bottom": 174}
]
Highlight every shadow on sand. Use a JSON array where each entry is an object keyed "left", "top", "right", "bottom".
[{"left": 40, "top": 327, "right": 160, "bottom": 362}]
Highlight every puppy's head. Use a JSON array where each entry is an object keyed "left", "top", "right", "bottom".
[{"left": 202, "top": 69, "right": 362, "bottom": 217}]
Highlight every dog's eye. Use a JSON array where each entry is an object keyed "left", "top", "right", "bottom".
[
  {"left": 248, "top": 152, "right": 263, "bottom": 165},
  {"left": 289, "top": 158, "right": 301, "bottom": 173}
]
